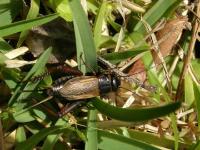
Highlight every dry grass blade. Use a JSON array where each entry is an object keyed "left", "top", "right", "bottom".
[
  {"left": 112, "top": 0, "right": 145, "bottom": 13},
  {"left": 0, "top": 120, "right": 5, "bottom": 150},
  {"left": 176, "top": 2, "right": 200, "bottom": 100}
]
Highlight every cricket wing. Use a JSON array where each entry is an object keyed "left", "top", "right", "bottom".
[{"left": 58, "top": 76, "right": 100, "bottom": 100}]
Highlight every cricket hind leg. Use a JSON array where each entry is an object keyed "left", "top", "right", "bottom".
[
  {"left": 46, "top": 63, "right": 82, "bottom": 79},
  {"left": 58, "top": 100, "right": 87, "bottom": 117},
  {"left": 53, "top": 75, "right": 75, "bottom": 86},
  {"left": 22, "top": 63, "right": 82, "bottom": 83}
]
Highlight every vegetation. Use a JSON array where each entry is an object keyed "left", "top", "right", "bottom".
[{"left": 0, "top": 0, "right": 199, "bottom": 149}]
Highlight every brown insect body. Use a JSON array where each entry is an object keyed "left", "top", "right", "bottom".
[
  {"left": 50, "top": 74, "right": 121, "bottom": 100},
  {"left": 57, "top": 76, "right": 99, "bottom": 100}
]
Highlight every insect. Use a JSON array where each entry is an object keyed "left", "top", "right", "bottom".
[
  {"left": 39, "top": 72, "right": 121, "bottom": 116},
  {"left": 47, "top": 74, "right": 120, "bottom": 100},
  {"left": 25, "top": 57, "right": 156, "bottom": 116}
]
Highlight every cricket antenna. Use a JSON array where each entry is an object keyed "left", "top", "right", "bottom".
[
  {"left": 20, "top": 89, "right": 47, "bottom": 92},
  {"left": 97, "top": 56, "right": 157, "bottom": 92},
  {"left": 119, "top": 86, "right": 137, "bottom": 95}
]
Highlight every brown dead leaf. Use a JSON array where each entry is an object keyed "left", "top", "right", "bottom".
[
  {"left": 152, "top": 16, "right": 188, "bottom": 64},
  {"left": 127, "top": 16, "right": 188, "bottom": 83},
  {"left": 25, "top": 18, "right": 76, "bottom": 63},
  {"left": 0, "top": 120, "right": 5, "bottom": 150},
  {"left": 160, "top": 119, "right": 170, "bottom": 129},
  {"left": 127, "top": 59, "right": 146, "bottom": 82}
]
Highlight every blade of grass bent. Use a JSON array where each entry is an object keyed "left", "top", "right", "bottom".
[{"left": 92, "top": 98, "right": 181, "bottom": 122}]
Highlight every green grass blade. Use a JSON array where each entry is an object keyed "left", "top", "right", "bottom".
[
  {"left": 0, "top": 38, "right": 13, "bottom": 52},
  {"left": 0, "top": 0, "right": 23, "bottom": 26},
  {"left": 48, "top": 0, "right": 72, "bottom": 21},
  {"left": 41, "top": 118, "right": 69, "bottom": 150},
  {"left": 85, "top": 108, "right": 98, "bottom": 150},
  {"left": 93, "top": 1, "right": 108, "bottom": 49},
  {"left": 16, "top": 126, "right": 26, "bottom": 143},
  {"left": 97, "top": 130, "right": 160, "bottom": 150},
  {"left": 189, "top": 140, "right": 200, "bottom": 150},
  {"left": 15, "top": 125, "right": 73, "bottom": 150},
  {"left": 17, "top": 0, "right": 40, "bottom": 47},
  {"left": 184, "top": 74, "right": 194, "bottom": 107},
  {"left": 13, "top": 108, "right": 37, "bottom": 122},
  {"left": 134, "top": 0, "right": 181, "bottom": 34},
  {"left": 193, "top": 82, "right": 200, "bottom": 131},
  {"left": 170, "top": 113, "right": 179, "bottom": 150},
  {"left": 102, "top": 49, "right": 147, "bottom": 64},
  {"left": 69, "top": 1, "right": 98, "bottom": 150},
  {"left": 146, "top": 70, "right": 180, "bottom": 149},
  {"left": 117, "top": 129, "right": 190, "bottom": 149},
  {"left": 69, "top": 0, "right": 97, "bottom": 74},
  {"left": 92, "top": 98, "right": 181, "bottom": 122},
  {"left": 8, "top": 47, "right": 52, "bottom": 106},
  {"left": 0, "top": 13, "right": 58, "bottom": 37}
]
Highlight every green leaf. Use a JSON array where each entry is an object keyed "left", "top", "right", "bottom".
[
  {"left": 94, "top": 1, "right": 108, "bottom": 49},
  {"left": 8, "top": 47, "right": 52, "bottom": 106},
  {"left": 116, "top": 129, "right": 190, "bottom": 149},
  {"left": 1, "top": 67, "right": 20, "bottom": 89},
  {"left": 42, "top": 118, "right": 70, "bottom": 150},
  {"left": 14, "top": 106, "right": 52, "bottom": 123},
  {"left": 87, "top": 0, "right": 98, "bottom": 15},
  {"left": 97, "top": 130, "right": 160, "bottom": 150},
  {"left": 0, "top": 38, "right": 13, "bottom": 52},
  {"left": 133, "top": 0, "right": 181, "bottom": 34},
  {"left": 184, "top": 73, "right": 194, "bottom": 107},
  {"left": 0, "top": 13, "right": 59, "bottom": 37},
  {"left": 14, "top": 108, "right": 36, "bottom": 122},
  {"left": 191, "top": 59, "right": 200, "bottom": 81},
  {"left": 189, "top": 140, "right": 200, "bottom": 150},
  {"left": 193, "top": 82, "right": 200, "bottom": 130},
  {"left": 48, "top": 0, "right": 72, "bottom": 21},
  {"left": 92, "top": 98, "right": 181, "bottom": 122},
  {"left": 69, "top": 0, "right": 97, "bottom": 74},
  {"left": 0, "top": 0, "right": 22, "bottom": 26},
  {"left": 16, "top": 126, "right": 26, "bottom": 143},
  {"left": 15, "top": 126, "right": 73, "bottom": 150},
  {"left": 85, "top": 108, "right": 98, "bottom": 150},
  {"left": 68, "top": 1, "right": 98, "bottom": 150},
  {"left": 17, "top": 0, "right": 40, "bottom": 47},
  {"left": 142, "top": 63, "right": 180, "bottom": 150},
  {"left": 102, "top": 49, "right": 147, "bottom": 64},
  {"left": 129, "top": 32, "right": 148, "bottom": 46}
]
